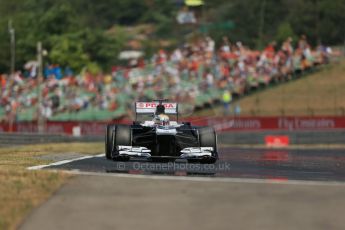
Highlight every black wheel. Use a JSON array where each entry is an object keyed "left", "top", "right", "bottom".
[
  {"left": 105, "top": 125, "right": 116, "bottom": 160},
  {"left": 113, "top": 125, "right": 132, "bottom": 161},
  {"left": 198, "top": 127, "right": 218, "bottom": 163}
]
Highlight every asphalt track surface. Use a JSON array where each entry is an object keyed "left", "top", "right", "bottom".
[
  {"left": 21, "top": 147, "right": 345, "bottom": 230},
  {"left": 45, "top": 147, "right": 345, "bottom": 182}
]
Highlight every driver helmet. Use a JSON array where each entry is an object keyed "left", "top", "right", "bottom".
[{"left": 155, "top": 104, "right": 165, "bottom": 115}]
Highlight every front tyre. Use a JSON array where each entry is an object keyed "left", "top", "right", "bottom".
[
  {"left": 198, "top": 127, "right": 218, "bottom": 164},
  {"left": 105, "top": 125, "right": 116, "bottom": 160},
  {"left": 112, "top": 125, "right": 132, "bottom": 161}
]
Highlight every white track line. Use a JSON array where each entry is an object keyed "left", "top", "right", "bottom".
[
  {"left": 27, "top": 153, "right": 104, "bottom": 170},
  {"left": 27, "top": 153, "right": 345, "bottom": 187}
]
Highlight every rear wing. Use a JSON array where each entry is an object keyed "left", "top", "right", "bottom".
[{"left": 135, "top": 102, "right": 179, "bottom": 120}]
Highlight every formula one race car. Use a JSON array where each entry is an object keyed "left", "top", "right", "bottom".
[{"left": 105, "top": 100, "right": 218, "bottom": 163}]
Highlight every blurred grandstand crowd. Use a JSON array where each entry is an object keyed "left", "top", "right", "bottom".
[{"left": 0, "top": 35, "right": 334, "bottom": 121}]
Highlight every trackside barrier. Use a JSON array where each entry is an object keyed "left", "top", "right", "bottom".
[
  {"left": 0, "top": 116, "right": 345, "bottom": 146},
  {"left": 217, "top": 130, "right": 345, "bottom": 145},
  {"left": 0, "top": 133, "right": 102, "bottom": 147},
  {"left": 0, "top": 130, "right": 343, "bottom": 146},
  {"left": 1, "top": 116, "right": 345, "bottom": 135}
]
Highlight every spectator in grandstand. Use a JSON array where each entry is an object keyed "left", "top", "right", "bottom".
[
  {"left": 0, "top": 74, "right": 6, "bottom": 91},
  {"left": 298, "top": 35, "right": 308, "bottom": 50},
  {"left": 0, "top": 34, "right": 333, "bottom": 121},
  {"left": 234, "top": 104, "right": 241, "bottom": 116},
  {"left": 222, "top": 89, "right": 232, "bottom": 115}
]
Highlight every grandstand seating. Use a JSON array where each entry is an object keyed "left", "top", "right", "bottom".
[{"left": 0, "top": 37, "right": 330, "bottom": 121}]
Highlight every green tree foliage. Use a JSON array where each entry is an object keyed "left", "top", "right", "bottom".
[
  {"left": 206, "top": 0, "right": 345, "bottom": 48},
  {"left": 205, "top": 0, "right": 288, "bottom": 47},
  {"left": 48, "top": 33, "right": 90, "bottom": 71},
  {"left": 0, "top": 0, "right": 344, "bottom": 73},
  {"left": 275, "top": 22, "right": 297, "bottom": 44},
  {"left": 287, "top": 0, "right": 345, "bottom": 45},
  {"left": 48, "top": 28, "right": 127, "bottom": 72}
]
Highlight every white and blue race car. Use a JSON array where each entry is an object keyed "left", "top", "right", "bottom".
[{"left": 105, "top": 100, "right": 218, "bottom": 163}]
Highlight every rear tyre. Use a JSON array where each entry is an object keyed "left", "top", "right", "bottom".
[
  {"left": 105, "top": 125, "right": 116, "bottom": 160},
  {"left": 113, "top": 125, "right": 132, "bottom": 161}
]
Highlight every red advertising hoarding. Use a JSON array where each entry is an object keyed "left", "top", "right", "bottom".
[
  {"left": 1, "top": 116, "right": 345, "bottom": 136},
  {"left": 200, "top": 116, "right": 345, "bottom": 132}
]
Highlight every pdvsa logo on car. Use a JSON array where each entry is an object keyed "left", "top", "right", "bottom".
[
  {"left": 137, "top": 103, "right": 145, "bottom": 108},
  {"left": 137, "top": 103, "right": 176, "bottom": 108}
]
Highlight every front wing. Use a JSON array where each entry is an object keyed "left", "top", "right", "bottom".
[{"left": 115, "top": 126, "right": 217, "bottom": 160}]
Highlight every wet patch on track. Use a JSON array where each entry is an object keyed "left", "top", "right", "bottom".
[{"left": 41, "top": 148, "right": 345, "bottom": 182}]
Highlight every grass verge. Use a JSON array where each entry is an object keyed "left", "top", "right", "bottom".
[
  {"left": 197, "top": 60, "right": 345, "bottom": 116},
  {"left": 0, "top": 142, "right": 103, "bottom": 230}
]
